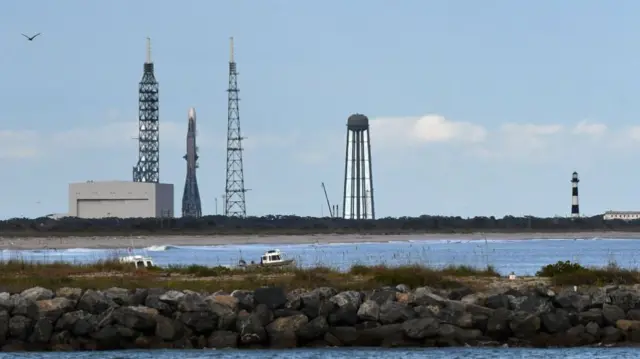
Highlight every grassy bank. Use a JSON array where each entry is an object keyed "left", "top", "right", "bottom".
[
  {"left": 535, "top": 260, "right": 640, "bottom": 286},
  {"left": 0, "top": 259, "right": 638, "bottom": 293},
  {"left": 0, "top": 259, "right": 501, "bottom": 293}
]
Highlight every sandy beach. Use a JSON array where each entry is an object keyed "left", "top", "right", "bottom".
[{"left": 0, "top": 231, "right": 638, "bottom": 250}]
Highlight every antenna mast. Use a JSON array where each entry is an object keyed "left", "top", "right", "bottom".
[
  {"left": 132, "top": 37, "right": 160, "bottom": 183},
  {"left": 224, "top": 37, "right": 248, "bottom": 217}
]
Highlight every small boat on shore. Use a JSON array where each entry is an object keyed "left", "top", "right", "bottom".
[
  {"left": 118, "top": 246, "right": 154, "bottom": 268},
  {"left": 119, "top": 254, "right": 154, "bottom": 268},
  {"left": 237, "top": 249, "right": 295, "bottom": 269}
]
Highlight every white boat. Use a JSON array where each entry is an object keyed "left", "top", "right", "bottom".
[
  {"left": 119, "top": 254, "right": 154, "bottom": 268},
  {"left": 238, "top": 249, "right": 295, "bottom": 269}
]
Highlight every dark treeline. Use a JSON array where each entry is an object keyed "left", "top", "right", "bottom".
[{"left": 0, "top": 214, "right": 639, "bottom": 236}]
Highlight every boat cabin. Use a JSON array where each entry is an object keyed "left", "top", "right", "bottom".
[
  {"left": 119, "top": 255, "right": 154, "bottom": 269},
  {"left": 261, "top": 249, "right": 285, "bottom": 265}
]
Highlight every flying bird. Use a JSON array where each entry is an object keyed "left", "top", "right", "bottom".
[{"left": 21, "top": 33, "right": 41, "bottom": 41}]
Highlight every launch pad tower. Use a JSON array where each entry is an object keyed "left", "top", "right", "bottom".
[{"left": 133, "top": 37, "right": 160, "bottom": 183}]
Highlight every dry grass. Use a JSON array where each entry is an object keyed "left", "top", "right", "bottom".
[
  {"left": 4, "top": 258, "right": 637, "bottom": 294},
  {"left": 0, "top": 259, "right": 503, "bottom": 293}
]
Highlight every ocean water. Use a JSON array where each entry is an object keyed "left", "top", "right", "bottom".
[
  {"left": 3, "top": 236, "right": 640, "bottom": 276},
  {"left": 0, "top": 348, "right": 638, "bottom": 359}
]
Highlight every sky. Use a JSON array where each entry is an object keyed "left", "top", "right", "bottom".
[{"left": 1, "top": 1, "right": 640, "bottom": 219}]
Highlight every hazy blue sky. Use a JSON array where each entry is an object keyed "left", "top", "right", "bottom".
[{"left": 1, "top": 1, "right": 639, "bottom": 219}]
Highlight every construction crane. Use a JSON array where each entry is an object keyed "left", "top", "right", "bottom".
[{"left": 321, "top": 182, "right": 334, "bottom": 217}]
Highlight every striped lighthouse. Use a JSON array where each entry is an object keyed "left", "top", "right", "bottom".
[{"left": 571, "top": 171, "right": 580, "bottom": 218}]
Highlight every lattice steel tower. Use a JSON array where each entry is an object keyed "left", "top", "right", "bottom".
[
  {"left": 342, "top": 114, "right": 375, "bottom": 220},
  {"left": 133, "top": 37, "right": 160, "bottom": 183},
  {"left": 182, "top": 108, "right": 202, "bottom": 218},
  {"left": 224, "top": 37, "right": 247, "bottom": 217}
]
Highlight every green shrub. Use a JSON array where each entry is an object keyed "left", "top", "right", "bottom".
[{"left": 536, "top": 260, "right": 585, "bottom": 277}]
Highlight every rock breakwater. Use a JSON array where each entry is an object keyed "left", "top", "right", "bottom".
[{"left": 1, "top": 284, "right": 640, "bottom": 351}]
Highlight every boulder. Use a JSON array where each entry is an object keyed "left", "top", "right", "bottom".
[
  {"left": 448, "top": 287, "right": 473, "bottom": 301},
  {"left": 402, "top": 317, "right": 439, "bottom": 339},
  {"left": 207, "top": 330, "right": 238, "bottom": 348},
  {"left": 254, "top": 287, "right": 287, "bottom": 310},
  {"left": 56, "top": 310, "right": 97, "bottom": 336},
  {"left": 328, "top": 326, "right": 358, "bottom": 346},
  {"left": 0, "top": 310, "right": 9, "bottom": 341},
  {"left": 540, "top": 310, "right": 571, "bottom": 334},
  {"left": 285, "top": 289, "right": 307, "bottom": 310},
  {"left": 409, "top": 288, "right": 446, "bottom": 307},
  {"left": 297, "top": 316, "right": 329, "bottom": 341},
  {"left": 178, "top": 293, "right": 209, "bottom": 312},
  {"left": 29, "top": 319, "right": 52, "bottom": 343},
  {"left": 330, "top": 291, "right": 363, "bottom": 309},
  {"left": 266, "top": 314, "right": 308, "bottom": 348},
  {"left": 207, "top": 302, "right": 237, "bottom": 331},
  {"left": 585, "top": 321, "right": 600, "bottom": 337},
  {"left": 301, "top": 297, "right": 334, "bottom": 319},
  {"left": 578, "top": 308, "right": 603, "bottom": 326},
  {"left": 37, "top": 297, "right": 76, "bottom": 322},
  {"left": 128, "top": 289, "right": 149, "bottom": 306},
  {"left": 231, "top": 290, "right": 256, "bottom": 311},
  {"left": 154, "top": 315, "right": 185, "bottom": 341},
  {"left": 179, "top": 311, "right": 218, "bottom": 333},
  {"left": 366, "top": 289, "right": 396, "bottom": 305},
  {"left": 78, "top": 290, "right": 117, "bottom": 315},
  {"left": 608, "top": 289, "right": 640, "bottom": 312},
  {"left": 9, "top": 315, "right": 33, "bottom": 340},
  {"left": 158, "top": 290, "right": 184, "bottom": 307},
  {"left": 327, "top": 302, "right": 358, "bottom": 326},
  {"left": 235, "top": 311, "right": 268, "bottom": 345},
  {"left": 11, "top": 296, "right": 39, "bottom": 320},
  {"left": 602, "top": 304, "right": 626, "bottom": 326},
  {"left": 554, "top": 289, "right": 591, "bottom": 312},
  {"left": 486, "top": 308, "right": 512, "bottom": 339},
  {"left": 144, "top": 295, "right": 172, "bottom": 316},
  {"left": 616, "top": 319, "right": 640, "bottom": 332},
  {"left": 379, "top": 301, "right": 416, "bottom": 324},
  {"left": 485, "top": 294, "right": 510, "bottom": 310},
  {"left": 20, "top": 287, "right": 53, "bottom": 302},
  {"left": 55, "top": 287, "right": 83, "bottom": 301},
  {"left": 356, "top": 324, "right": 404, "bottom": 346},
  {"left": 628, "top": 309, "right": 640, "bottom": 321},
  {"left": 602, "top": 326, "right": 622, "bottom": 344},
  {"left": 112, "top": 306, "right": 158, "bottom": 332},
  {"left": 308, "top": 287, "right": 338, "bottom": 300},
  {"left": 357, "top": 300, "right": 380, "bottom": 322},
  {"left": 206, "top": 295, "right": 239, "bottom": 311},
  {"left": 0, "top": 293, "right": 13, "bottom": 312},
  {"left": 509, "top": 295, "right": 553, "bottom": 314},
  {"left": 509, "top": 311, "right": 541, "bottom": 338},
  {"left": 103, "top": 288, "right": 131, "bottom": 306}
]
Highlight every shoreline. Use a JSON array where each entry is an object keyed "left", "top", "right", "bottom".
[{"left": 0, "top": 231, "right": 639, "bottom": 250}]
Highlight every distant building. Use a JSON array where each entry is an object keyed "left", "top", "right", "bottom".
[
  {"left": 68, "top": 181, "right": 174, "bottom": 219},
  {"left": 603, "top": 211, "right": 640, "bottom": 221}
]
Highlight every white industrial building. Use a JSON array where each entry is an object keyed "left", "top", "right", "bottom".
[
  {"left": 603, "top": 211, "right": 640, "bottom": 221},
  {"left": 68, "top": 181, "right": 174, "bottom": 219}
]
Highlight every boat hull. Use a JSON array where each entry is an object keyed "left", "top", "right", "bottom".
[{"left": 239, "top": 259, "right": 296, "bottom": 269}]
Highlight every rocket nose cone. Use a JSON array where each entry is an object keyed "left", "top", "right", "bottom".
[{"left": 188, "top": 107, "right": 196, "bottom": 120}]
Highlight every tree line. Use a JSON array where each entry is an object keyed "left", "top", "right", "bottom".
[{"left": 0, "top": 214, "right": 638, "bottom": 236}]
